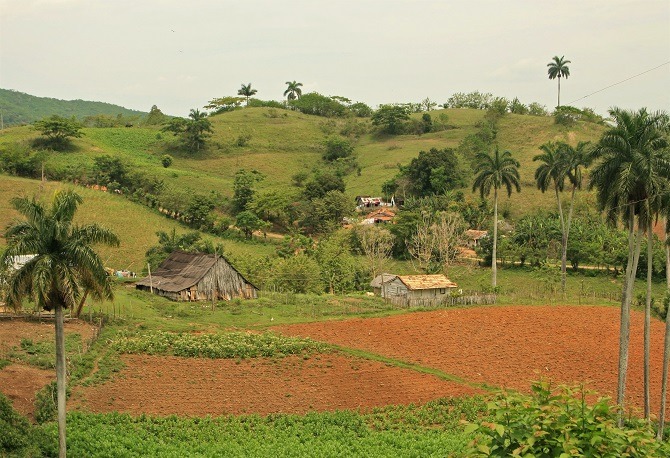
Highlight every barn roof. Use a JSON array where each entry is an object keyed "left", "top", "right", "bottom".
[
  {"left": 134, "top": 251, "right": 254, "bottom": 293},
  {"left": 465, "top": 229, "right": 488, "bottom": 240},
  {"left": 370, "top": 273, "right": 397, "bottom": 288},
  {"left": 397, "top": 274, "right": 457, "bottom": 290}
]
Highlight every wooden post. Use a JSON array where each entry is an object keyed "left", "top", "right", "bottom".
[{"left": 147, "top": 263, "right": 153, "bottom": 294}]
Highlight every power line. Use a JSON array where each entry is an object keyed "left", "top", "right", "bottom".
[{"left": 568, "top": 61, "right": 670, "bottom": 105}]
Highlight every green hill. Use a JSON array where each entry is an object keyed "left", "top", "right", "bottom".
[
  {"left": 0, "top": 88, "right": 147, "bottom": 126},
  {"left": 0, "top": 103, "right": 607, "bottom": 224}
]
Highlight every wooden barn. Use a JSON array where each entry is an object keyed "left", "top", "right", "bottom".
[{"left": 135, "top": 251, "right": 258, "bottom": 302}]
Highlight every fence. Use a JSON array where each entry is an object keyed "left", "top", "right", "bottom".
[{"left": 383, "top": 293, "right": 497, "bottom": 308}]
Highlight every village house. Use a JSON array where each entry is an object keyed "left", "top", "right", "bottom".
[
  {"left": 355, "top": 196, "right": 382, "bottom": 208},
  {"left": 465, "top": 229, "right": 488, "bottom": 249},
  {"left": 135, "top": 251, "right": 257, "bottom": 302},
  {"left": 379, "top": 274, "right": 458, "bottom": 306},
  {"left": 369, "top": 273, "right": 398, "bottom": 296},
  {"left": 361, "top": 208, "right": 396, "bottom": 225}
]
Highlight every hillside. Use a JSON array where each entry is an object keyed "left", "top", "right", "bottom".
[
  {"left": 0, "top": 105, "right": 607, "bottom": 221},
  {"left": 0, "top": 176, "right": 274, "bottom": 272},
  {"left": 0, "top": 88, "right": 147, "bottom": 126}
]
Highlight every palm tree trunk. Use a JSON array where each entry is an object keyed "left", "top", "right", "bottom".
[
  {"left": 55, "top": 304, "right": 67, "bottom": 458},
  {"left": 492, "top": 187, "right": 498, "bottom": 289},
  {"left": 554, "top": 186, "right": 566, "bottom": 293},
  {"left": 644, "top": 219, "right": 653, "bottom": 419},
  {"left": 557, "top": 76, "right": 561, "bottom": 107},
  {"left": 658, "top": 301, "right": 670, "bottom": 440},
  {"left": 74, "top": 291, "right": 88, "bottom": 318},
  {"left": 562, "top": 184, "right": 577, "bottom": 292},
  {"left": 659, "top": 218, "right": 670, "bottom": 440},
  {"left": 617, "top": 209, "right": 642, "bottom": 426}
]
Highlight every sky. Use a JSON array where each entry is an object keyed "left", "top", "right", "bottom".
[{"left": 1, "top": 0, "right": 669, "bottom": 117}]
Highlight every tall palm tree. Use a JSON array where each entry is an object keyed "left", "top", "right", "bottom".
[
  {"left": 284, "top": 81, "right": 303, "bottom": 101},
  {"left": 535, "top": 141, "right": 591, "bottom": 292},
  {"left": 237, "top": 83, "right": 257, "bottom": 106},
  {"left": 0, "top": 190, "right": 119, "bottom": 457},
  {"left": 659, "top": 198, "right": 670, "bottom": 440},
  {"left": 547, "top": 56, "right": 571, "bottom": 107},
  {"left": 472, "top": 147, "right": 521, "bottom": 288},
  {"left": 589, "top": 107, "right": 669, "bottom": 425}
]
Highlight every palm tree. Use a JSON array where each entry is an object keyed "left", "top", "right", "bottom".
[
  {"left": 547, "top": 56, "right": 571, "bottom": 107},
  {"left": 0, "top": 190, "right": 119, "bottom": 457},
  {"left": 284, "top": 81, "right": 303, "bottom": 101},
  {"left": 589, "top": 107, "right": 670, "bottom": 425},
  {"left": 534, "top": 141, "right": 591, "bottom": 292},
  {"left": 472, "top": 147, "right": 521, "bottom": 288},
  {"left": 237, "top": 83, "right": 257, "bottom": 106},
  {"left": 659, "top": 197, "right": 670, "bottom": 440}
]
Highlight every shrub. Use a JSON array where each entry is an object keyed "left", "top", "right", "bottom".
[
  {"left": 161, "top": 154, "right": 173, "bottom": 168},
  {"left": 465, "top": 379, "right": 668, "bottom": 457},
  {"left": 322, "top": 136, "right": 354, "bottom": 162},
  {"left": 0, "top": 392, "right": 33, "bottom": 453}
]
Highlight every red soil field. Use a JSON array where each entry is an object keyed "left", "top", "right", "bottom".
[
  {"left": 0, "top": 319, "right": 99, "bottom": 418},
  {"left": 71, "top": 353, "right": 480, "bottom": 416},
  {"left": 276, "top": 305, "right": 669, "bottom": 417}
]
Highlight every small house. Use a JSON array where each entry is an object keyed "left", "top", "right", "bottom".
[
  {"left": 381, "top": 274, "right": 458, "bottom": 306},
  {"left": 356, "top": 196, "right": 382, "bottom": 208},
  {"left": 465, "top": 229, "right": 488, "bottom": 248},
  {"left": 369, "top": 273, "right": 398, "bottom": 296},
  {"left": 361, "top": 208, "right": 396, "bottom": 225},
  {"left": 135, "top": 251, "right": 257, "bottom": 302}
]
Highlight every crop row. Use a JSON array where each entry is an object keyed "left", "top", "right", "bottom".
[
  {"left": 110, "top": 331, "right": 330, "bottom": 359},
  {"left": 35, "top": 398, "right": 484, "bottom": 457}
]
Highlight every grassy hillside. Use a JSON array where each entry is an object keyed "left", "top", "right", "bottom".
[
  {"left": 0, "top": 106, "right": 607, "bottom": 221},
  {"left": 0, "top": 176, "right": 274, "bottom": 272},
  {"left": 0, "top": 88, "right": 147, "bottom": 126}
]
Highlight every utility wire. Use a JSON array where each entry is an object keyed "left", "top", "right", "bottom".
[{"left": 568, "top": 61, "right": 670, "bottom": 105}]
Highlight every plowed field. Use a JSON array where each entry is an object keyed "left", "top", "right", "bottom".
[
  {"left": 276, "top": 305, "right": 668, "bottom": 416},
  {"left": 72, "top": 353, "right": 480, "bottom": 416}
]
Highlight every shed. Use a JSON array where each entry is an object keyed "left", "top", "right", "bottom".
[
  {"left": 135, "top": 251, "right": 257, "bottom": 302},
  {"left": 369, "top": 273, "right": 397, "bottom": 296},
  {"left": 381, "top": 274, "right": 458, "bottom": 306},
  {"left": 465, "top": 229, "right": 488, "bottom": 248}
]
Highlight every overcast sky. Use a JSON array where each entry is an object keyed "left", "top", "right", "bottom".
[{"left": 1, "top": 0, "right": 668, "bottom": 117}]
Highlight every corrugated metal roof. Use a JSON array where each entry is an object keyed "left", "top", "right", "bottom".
[
  {"left": 135, "top": 251, "right": 217, "bottom": 292},
  {"left": 397, "top": 274, "right": 457, "bottom": 290}
]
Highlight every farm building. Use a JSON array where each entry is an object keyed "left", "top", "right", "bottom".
[
  {"left": 369, "top": 273, "right": 398, "bottom": 296},
  {"left": 381, "top": 274, "right": 458, "bottom": 306},
  {"left": 135, "top": 251, "right": 257, "bottom": 302},
  {"left": 361, "top": 208, "right": 396, "bottom": 225},
  {"left": 465, "top": 229, "right": 488, "bottom": 248}
]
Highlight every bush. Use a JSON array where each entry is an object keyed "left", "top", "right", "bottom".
[
  {"left": 465, "top": 379, "right": 668, "bottom": 457},
  {"left": 34, "top": 381, "right": 59, "bottom": 424},
  {"left": 289, "top": 93, "right": 347, "bottom": 117},
  {"left": 322, "top": 136, "right": 354, "bottom": 162},
  {"left": 161, "top": 154, "right": 173, "bottom": 168},
  {"left": 0, "top": 392, "right": 33, "bottom": 453}
]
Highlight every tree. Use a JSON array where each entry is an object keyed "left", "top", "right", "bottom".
[
  {"left": 161, "top": 109, "right": 213, "bottom": 152},
  {"left": 235, "top": 210, "right": 267, "bottom": 239},
  {"left": 33, "top": 115, "right": 83, "bottom": 149},
  {"left": 547, "top": 55, "right": 571, "bottom": 107},
  {"left": 371, "top": 105, "right": 410, "bottom": 134},
  {"left": 472, "top": 147, "right": 521, "bottom": 288},
  {"left": 238, "top": 83, "right": 257, "bottom": 106},
  {"left": 315, "top": 230, "right": 359, "bottom": 294},
  {"left": 0, "top": 190, "right": 119, "bottom": 457},
  {"left": 403, "top": 148, "right": 465, "bottom": 197},
  {"left": 322, "top": 136, "right": 354, "bottom": 162},
  {"left": 289, "top": 92, "right": 347, "bottom": 117},
  {"left": 203, "top": 96, "right": 244, "bottom": 114},
  {"left": 589, "top": 107, "right": 670, "bottom": 425},
  {"left": 356, "top": 225, "right": 394, "bottom": 279},
  {"left": 432, "top": 211, "right": 467, "bottom": 274},
  {"left": 145, "top": 105, "right": 167, "bottom": 125},
  {"left": 534, "top": 141, "right": 591, "bottom": 292},
  {"left": 232, "top": 169, "right": 264, "bottom": 213},
  {"left": 284, "top": 81, "right": 303, "bottom": 101}
]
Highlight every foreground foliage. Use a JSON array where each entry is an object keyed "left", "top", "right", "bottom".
[
  {"left": 466, "top": 379, "right": 669, "bottom": 457},
  {"left": 31, "top": 397, "right": 484, "bottom": 457}
]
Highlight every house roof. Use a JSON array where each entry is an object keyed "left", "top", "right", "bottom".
[
  {"left": 396, "top": 274, "right": 458, "bottom": 290},
  {"left": 465, "top": 229, "right": 488, "bottom": 240},
  {"left": 135, "top": 251, "right": 254, "bottom": 293},
  {"left": 370, "top": 273, "right": 397, "bottom": 288}
]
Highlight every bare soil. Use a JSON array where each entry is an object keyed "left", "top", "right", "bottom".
[
  {"left": 72, "top": 353, "right": 479, "bottom": 416},
  {"left": 0, "top": 319, "right": 99, "bottom": 418},
  {"left": 276, "top": 305, "right": 668, "bottom": 416}
]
